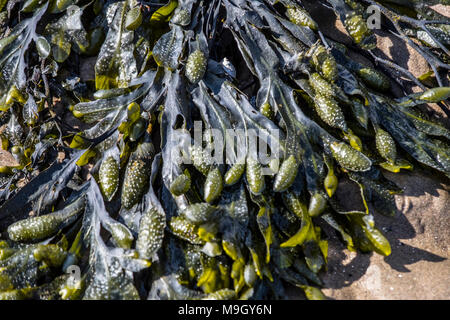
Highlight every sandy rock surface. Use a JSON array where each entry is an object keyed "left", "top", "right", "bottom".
[
  {"left": 0, "top": 149, "right": 18, "bottom": 167},
  {"left": 321, "top": 170, "right": 449, "bottom": 300}
]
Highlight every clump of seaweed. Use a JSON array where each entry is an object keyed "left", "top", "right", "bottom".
[{"left": 0, "top": 0, "right": 449, "bottom": 300}]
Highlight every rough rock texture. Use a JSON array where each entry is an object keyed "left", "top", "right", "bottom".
[{"left": 0, "top": 149, "right": 18, "bottom": 167}]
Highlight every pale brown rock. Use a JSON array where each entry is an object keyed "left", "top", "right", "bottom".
[
  {"left": 374, "top": 31, "right": 431, "bottom": 79},
  {"left": 432, "top": 5, "right": 450, "bottom": 18},
  {"left": 0, "top": 149, "right": 19, "bottom": 167}
]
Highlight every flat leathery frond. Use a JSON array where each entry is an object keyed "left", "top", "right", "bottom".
[
  {"left": 153, "top": 26, "right": 184, "bottom": 71},
  {"left": 82, "top": 180, "right": 148, "bottom": 300},
  {"left": 94, "top": 1, "right": 137, "bottom": 90},
  {"left": 0, "top": 3, "right": 47, "bottom": 111},
  {"left": 72, "top": 70, "right": 156, "bottom": 124},
  {"left": 160, "top": 71, "right": 191, "bottom": 189},
  {"left": 43, "top": 4, "right": 88, "bottom": 63}
]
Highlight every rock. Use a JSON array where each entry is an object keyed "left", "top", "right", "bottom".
[
  {"left": 0, "top": 149, "right": 18, "bottom": 167},
  {"left": 374, "top": 31, "right": 431, "bottom": 79},
  {"left": 321, "top": 170, "right": 449, "bottom": 300},
  {"left": 432, "top": 5, "right": 450, "bottom": 18},
  {"left": 302, "top": 0, "right": 352, "bottom": 46}
]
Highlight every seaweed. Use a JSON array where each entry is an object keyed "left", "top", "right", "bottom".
[{"left": 0, "top": 0, "right": 448, "bottom": 300}]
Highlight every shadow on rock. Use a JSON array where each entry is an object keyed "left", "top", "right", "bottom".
[
  {"left": 320, "top": 244, "right": 372, "bottom": 290},
  {"left": 374, "top": 202, "right": 447, "bottom": 273},
  {"left": 318, "top": 216, "right": 372, "bottom": 290},
  {"left": 384, "top": 240, "right": 446, "bottom": 273},
  {"left": 319, "top": 169, "right": 448, "bottom": 294}
]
